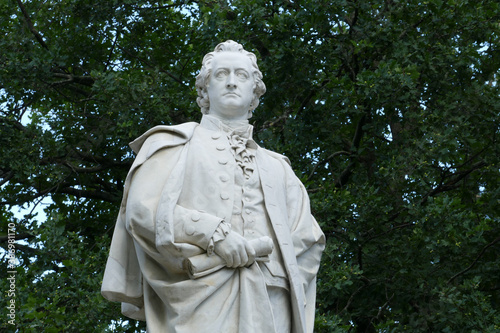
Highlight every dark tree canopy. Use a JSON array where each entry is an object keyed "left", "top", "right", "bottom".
[{"left": 1, "top": 0, "right": 499, "bottom": 332}]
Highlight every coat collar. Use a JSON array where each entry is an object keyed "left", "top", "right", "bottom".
[{"left": 201, "top": 115, "right": 258, "bottom": 149}]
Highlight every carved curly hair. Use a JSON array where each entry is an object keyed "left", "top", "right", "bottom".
[{"left": 195, "top": 40, "right": 266, "bottom": 118}]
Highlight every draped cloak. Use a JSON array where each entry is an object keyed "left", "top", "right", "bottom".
[{"left": 101, "top": 120, "right": 325, "bottom": 333}]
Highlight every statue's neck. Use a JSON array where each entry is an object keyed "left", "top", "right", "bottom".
[{"left": 202, "top": 114, "right": 250, "bottom": 132}]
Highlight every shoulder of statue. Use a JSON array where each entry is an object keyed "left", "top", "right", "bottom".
[
  {"left": 260, "top": 148, "right": 292, "bottom": 166},
  {"left": 129, "top": 122, "right": 199, "bottom": 154}
]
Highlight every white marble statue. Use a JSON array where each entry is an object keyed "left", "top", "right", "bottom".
[{"left": 101, "top": 40, "right": 325, "bottom": 333}]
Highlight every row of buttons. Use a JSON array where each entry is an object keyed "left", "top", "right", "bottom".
[{"left": 213, "top": 131, "right": 231, "bottom": 202}]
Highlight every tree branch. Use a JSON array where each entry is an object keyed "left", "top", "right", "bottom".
[
  {"left": 335, "top": 114, "right": 367, "bottom": 187},
  {"left": 130, "top": 4, "right": 178, "bottom": 10},
  {"left": 62, "top": 161, "right": 113, "bottom": 173},
  {"left": 362, "top": 160, "right": 489, "bottom": 245},
  {"left": 16, "top": 0, "right": 48, "bottom": 50},
  {"left": 372, "top": 293, "right": 394, "bottom": 324},
  {"left": 51, "top": 73, "right": 95, "bottom": 87},
  {"left": 0, "top": 171, "right": 14, "bottom": 187},
  {"left": 307, "top": 150, "right": 351, "bottom": 181},
  {"left": 420, "top": 161, "right": 487, "bottom": 204},
  {"left": 0, "top": 233, "right": 34, "bottom": 243},
  {"left": 118, "top": 46, "right": 185, "bottom": 85},
  {"left": 57, "top": 186, "right": 120, "bottom": 203},
  {"left": 48, "top": 80, "right": 91, "bottom": 98},
  {"left": 340, "top": 278, "right": 371, "bottom": 314},
  {"left": 259, "top": 111, "right": 290, "bottom": 131},
  {"left": 105, "top": 30, "right": 120, "bottom": 71},
  {"left": 297, "top": 79, "right": 330, "bottom": 116},
  {"left": 447, "top": 236, "right": 500, "bottom": 284},
  {"left": 0, "top": 114, "right": 28, "bottom": 132}
]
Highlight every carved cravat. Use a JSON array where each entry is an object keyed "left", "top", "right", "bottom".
[
  {"left": 203, "top": 115, "right": 257, "bottom": 179},
  {"left": 227, "top": 128, "right": 255, "bottom": 179}
]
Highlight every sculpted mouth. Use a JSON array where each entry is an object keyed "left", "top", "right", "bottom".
[{"left": 224, "top": 92, "right": 239, "bottom": 96}]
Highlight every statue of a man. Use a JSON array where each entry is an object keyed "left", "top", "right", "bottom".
[{"left": 102, "top": 40, "right": 325, "bottom": 333}]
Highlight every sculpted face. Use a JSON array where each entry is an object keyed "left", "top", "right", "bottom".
[{"left": 206, "top": 52, "right": 255, "bottom": 121}]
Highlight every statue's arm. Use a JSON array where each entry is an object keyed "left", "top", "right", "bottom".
[
  {"left": 126, "top": 145, "right": 221, "bottom": 258},
  {"left": 283, "top": 161, "right": 326, "bottom": 332},
  {"left": 173, "top": 206, "right": 256, "bottom": 268},
  {"left": 172, "top": 205, "right": 224, "bottom": 251},
  {"left": 126, "top": 138, "right": 256, "bottom": 269}
]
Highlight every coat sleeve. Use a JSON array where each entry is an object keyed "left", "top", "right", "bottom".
[
  {"left": 101, "top": 124, "right": 222, "bottom": 320},
  {"left": 125, "top": 144, "right": 221, "bottom": 255},
  {"left": 282, "top": 159, "right": 326, "bottom": 332}
]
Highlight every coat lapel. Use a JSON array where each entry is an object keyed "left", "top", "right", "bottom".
[{"left": 256, "top": 148, "right": 307, "bottom": 333}]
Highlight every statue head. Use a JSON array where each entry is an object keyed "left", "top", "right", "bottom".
[{"left": 195, "top": 40, "right": 266, "bottom": 119}]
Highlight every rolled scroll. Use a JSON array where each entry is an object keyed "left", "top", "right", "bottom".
[{"left": 184, "top": 236, "right": 274, "bottom": 279}]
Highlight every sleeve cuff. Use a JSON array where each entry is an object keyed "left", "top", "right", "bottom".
[{"left": 207, "top": 220, "right": 231, "bottom": 256}]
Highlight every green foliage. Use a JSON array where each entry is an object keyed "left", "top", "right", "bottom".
[{"left": 1, "top": 0, "right": 499, "bottom": 331}]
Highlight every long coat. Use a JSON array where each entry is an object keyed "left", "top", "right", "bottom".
[{"left": 101, "top": 120, "right": 325, "bottom": 333}]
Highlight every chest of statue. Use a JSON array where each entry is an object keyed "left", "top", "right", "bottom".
[{"left": 176, "top": 126, "right": 238, "bottom": 220}]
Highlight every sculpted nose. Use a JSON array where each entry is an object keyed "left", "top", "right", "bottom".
[{"left": 226, "top": 73, "right": 237, "bottom": 89}]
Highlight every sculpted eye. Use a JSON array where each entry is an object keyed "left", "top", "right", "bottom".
[
  {"left": 236, "top": 71, "right": 249, "bottom": 79},
  {"left": 215, "top": 70, "right": 228, "bottom": 79}
]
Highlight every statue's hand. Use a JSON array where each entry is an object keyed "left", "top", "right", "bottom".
[{"left": 214, "top": 231, "right": 256, "bottom": 268}]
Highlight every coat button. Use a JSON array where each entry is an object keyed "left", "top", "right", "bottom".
[
  {"left": 185, "top": 225, "right": 195, "bottom": 235},
  {"left": 212, "top": 132, "right": 222, "bottom": 140},
  {"left": 219, "top": 174, "right": 229, "bottom": 182},
  {"left": 220, "top": 192, "right": 230, "bottom": 200},
  {"left": 216, "top": 144, "right": 225, "bottom": 151},
  {"left": 218, "top": 158, "right": 228, "bottom": 165},
  {"left": 191, "top": 212, "right": 201, "bottom": 222}
]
